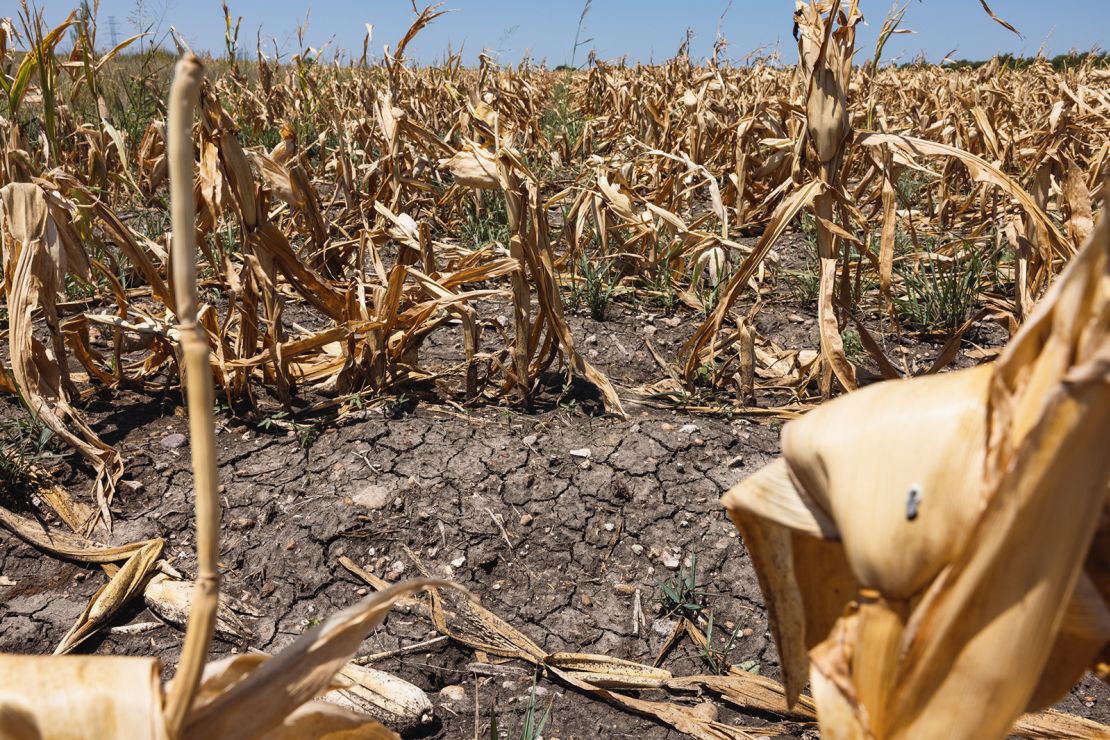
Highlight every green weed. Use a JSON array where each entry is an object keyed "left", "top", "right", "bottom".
[
  {"left": 0, "top": 400, "right": 61, "bottom": 497},
  {"left": 571, "top": 253, "right": 620, "bottom": 321},
  {"left": 895, "top": 245, "right": 983, "bottom": 334},
  {"left": 488, "top": 676, "right": 553, "bottom": 740},
  {"left": 461, "top": 191, "right": 511, "bottom": 250}
]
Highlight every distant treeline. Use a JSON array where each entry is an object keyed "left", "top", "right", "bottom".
[{"left": 934, "top": 51, "right": 1110, "bottom": 71}]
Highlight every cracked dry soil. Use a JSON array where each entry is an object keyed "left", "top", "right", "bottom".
[{"left": 2, "top": 302, "right": 1109, "bottom": 739}]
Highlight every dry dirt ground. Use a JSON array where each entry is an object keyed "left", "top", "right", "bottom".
[{"left": 2, "top": 245, "right": 1108, "bottom": 738}]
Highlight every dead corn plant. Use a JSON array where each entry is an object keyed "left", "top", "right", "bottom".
[
  {"left": 0, "top": 53, "right": 459, "bottom": 740},
  {"left": 723, "top": 205, "right": 1110, "bottom": 738}
]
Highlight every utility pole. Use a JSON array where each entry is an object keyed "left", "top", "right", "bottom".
[{"left": 108, "top": 15, "right": 119, "bottom": 47}]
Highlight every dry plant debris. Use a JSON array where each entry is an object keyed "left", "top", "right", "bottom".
[{"left": 0, "top": 0, "right": 1108, "bottom": 737}]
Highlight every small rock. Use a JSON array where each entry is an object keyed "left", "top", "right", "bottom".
[
  {"left": 603, "top": 522, "right": 615, "bottom": 532},
  {"left": 727, "top": 455, "right": 745, "bottom": 468},
  {"left": 652, "top": 618, "right": 677, "bottom": 637},
  {"left": 613, "top": 583, "right": 636, "bottom": 595},
  {"left": 662, "top": 552, "right": 681, "bottom": 569},
  {"left": 519, "top": 513, "right": 534, "bottom": 527},
  {"left": 119, "top": 479, "right": 144, "bottom": 494},
  {"left": 160, "top": 433, "right": 187, "bottom": 449},
  {"left": 440, "top": 684, "right": 466, "bottom": 703},
  {"left": 690, "top": 702, "right": 718, "bottom": 722},
  {"left": 154, "top": 461, "right": 169, "bottom": 472},
  {"left": 570, "top": 448, "right": 591, "bottom": 459},
  {"left": 787, "top": 313, "right": 806, "bottom": 323},
  {"left": 450, "top": 555, "right": 466, "bottom": 568},
  {"left": 660, "top": 422, "right": 675, "bottom": 431},
  {"left": 675, "top": 461, "right": 685, "bottom": 472},
  {"left": 630, "top": 543, "right": 645, "bottom": 556},
  {"left": 586, "top": 333, "right": 597, "bottom": 344},
  {"left": 679, "top": 423, "right": 699, "bottom": 434},
  {"left": 580, "top": 593, "right": 593, "bottom": 607},
  {"left": 351, "top": 484, "right": 391, "bottom": 510},
  {"left": 522, "top": 434, "right": 538, "bottom": 446}
]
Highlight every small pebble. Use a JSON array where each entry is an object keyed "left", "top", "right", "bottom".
[
  {"left": 522, "top": 434, "right": 538, "bottom": 446},
  {"left": 570, "top": 448, "right": 591, "bottom": 458},
  {"left": 652, "top": 618, "right": 677, "bottom": 636},
  {"left": 440, "top": 685, "right": 466, "bottom": 703},
  {"left": 630, "top": 544, "right": 644, "bottom": 555},
  {"left": 160, "top": 433, "right": 187, "bottom": 449},
  {"left": 519, "top": 513, "right": 534, "bottom": 527},
  {"left": 119, "top": 480, "right": 144, "bottom": 494}
]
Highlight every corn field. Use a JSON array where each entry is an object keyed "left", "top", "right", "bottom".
[{"left": 1, "top": 1, "right": 1109, "bottom": 738}]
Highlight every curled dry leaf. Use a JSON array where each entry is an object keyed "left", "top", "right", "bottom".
[{"left": 723, "top": 212, "right": 1110, "bottom": 739}]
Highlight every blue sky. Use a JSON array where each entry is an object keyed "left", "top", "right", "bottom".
[{"left": 47, "top": 1, "right": 1108, "bottom": 65}]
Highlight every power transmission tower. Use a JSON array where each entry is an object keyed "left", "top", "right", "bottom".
[{"left": 108, "top": 16, "right": 119, "bottom": 47}]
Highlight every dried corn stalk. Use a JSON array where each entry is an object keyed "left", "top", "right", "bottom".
[
  {"left": 0, "top": 182, "right": 122, "bottom": 531},
  {"left": 0, "top": 52, "right": 461, "bottom": 740}
]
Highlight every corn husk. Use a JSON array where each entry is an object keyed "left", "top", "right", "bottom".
[{"left": 323, "top": 663, "right": 434, "bottom": 733}]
